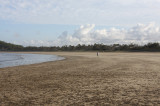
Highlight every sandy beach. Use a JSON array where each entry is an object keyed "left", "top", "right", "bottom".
[{"left": 0, "top": 52, "right": 160, "bottom": 105}]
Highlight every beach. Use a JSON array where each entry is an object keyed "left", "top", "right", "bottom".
[{"left": 0, "top": 52, "right": 160, "bottom": 105}]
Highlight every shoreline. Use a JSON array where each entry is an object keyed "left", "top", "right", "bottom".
[
  {"left": 0, "top": 52, "right": 65, "bottom": 69},
  {"left": 0, "top": 52, "right": 160, "bottom": 105}
]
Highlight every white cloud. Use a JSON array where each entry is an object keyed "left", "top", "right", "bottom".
[
  {"left": 54, "top": 23, "right": 160, "bottom": 46},
  {"left": 14, "top": 40, "right": 55, "bottom": 47},
  {"left": 0, "top": 0, "right": 160, "bottom": 25},
  {"left": 16, "top": 23, "right": 160, "bottom": 46}
]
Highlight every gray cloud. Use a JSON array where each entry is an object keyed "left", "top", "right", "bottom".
[{"left": 13, "top": 32, "right": 20, "bottom": 38}]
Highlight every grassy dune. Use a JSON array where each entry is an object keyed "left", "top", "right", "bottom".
[{"left": 0, "top": 52, "right": 160, "bottom": 105}]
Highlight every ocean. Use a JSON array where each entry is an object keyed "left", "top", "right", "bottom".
[{"left": 0, "top": 53, "right": 64, "bottom": 68}]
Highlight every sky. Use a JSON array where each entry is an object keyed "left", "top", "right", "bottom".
[{"left": 0, "top": 0, "right": 160, "bottom": 46}]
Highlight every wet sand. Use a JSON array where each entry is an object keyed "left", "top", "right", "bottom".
[{"left": 0, "top": 52, "right": 160, "bottom": 105}]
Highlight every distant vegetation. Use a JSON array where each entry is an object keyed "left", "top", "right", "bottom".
[
  {"left": 0, "top": 40, "right": 23, "bottom": 51},
  {"left": 1, "top": 40, "right": 160, "bottom": 52}
]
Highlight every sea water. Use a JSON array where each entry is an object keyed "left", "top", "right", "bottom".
[{"left": 0, "top": 53, "right": 65, "bottom": 68}]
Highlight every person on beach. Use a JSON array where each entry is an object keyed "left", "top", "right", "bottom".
[{"left": 97, "top": 52, "right": 99, "bottom": 56}]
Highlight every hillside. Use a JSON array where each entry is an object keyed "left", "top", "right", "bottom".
[{"left": 0, "top": 40, "right": 23, "bottom": 51}]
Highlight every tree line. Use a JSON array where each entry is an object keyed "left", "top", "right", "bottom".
[{"left": 1, "top": 40, "right": 160, "bottom": 52}]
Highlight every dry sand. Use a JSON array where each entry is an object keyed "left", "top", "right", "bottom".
[{"left": 0, "top": 52, "right": 160, "bottom": 105}]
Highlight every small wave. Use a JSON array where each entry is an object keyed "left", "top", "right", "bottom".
[{"left": 0, "top": 54, "right": 24, "bottom": 62}]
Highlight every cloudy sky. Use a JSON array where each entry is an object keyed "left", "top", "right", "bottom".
[{"left": 0, "top": 0, "right": 160, "bottom": 46}]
